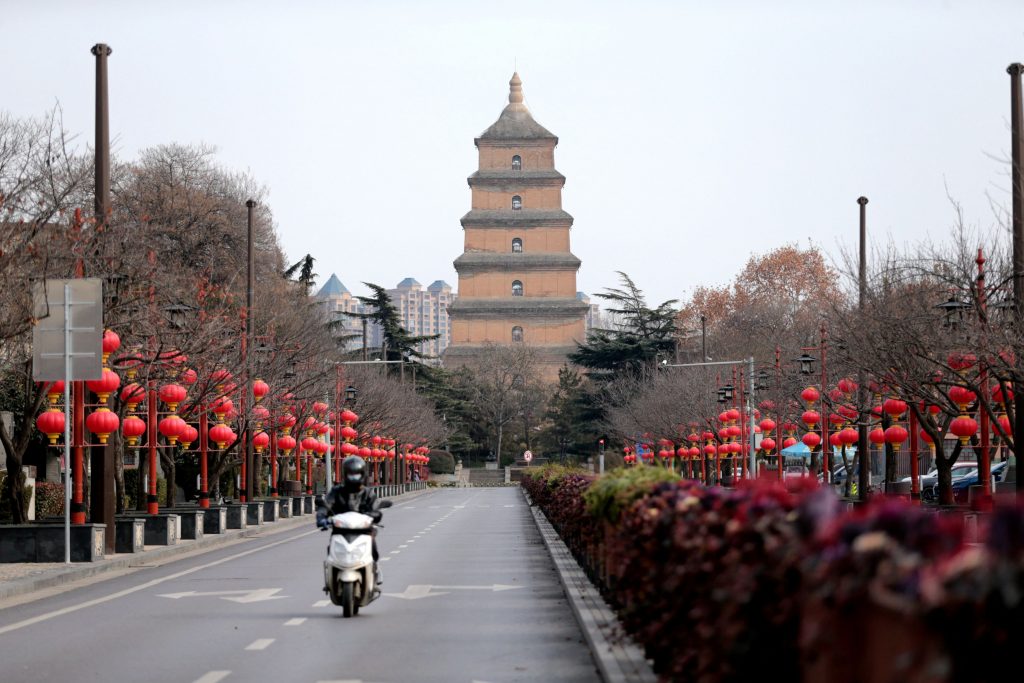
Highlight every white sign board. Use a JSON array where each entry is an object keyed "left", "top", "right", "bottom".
[
  {"left": 31, "top": 278, "right": 104, "bottom": 381},
  {"left": 523, "top": 450, "right": 533, "bottom": 462}
]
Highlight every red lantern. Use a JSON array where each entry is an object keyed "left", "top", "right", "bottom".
[
  {"left": 725, "top": 408, "right": 739, "bottom": 422},
  {"left": 868, "top": 428, "right": 886, "bottom": 445},
  {"left": 252, "top": 405, "right": 270, "bottom": 426},
  {"left": 121, "top": 415, "right": 146, "bottom": 446},
  {"left": 277, "top": 413, "right": 297, "bottom": 431},
  {"left": 36, "top": 410, "right": 65, "bottom": 444},
  {"left": 358, "top": 446, "right": 372, "bottom": 458},
  {"left": 761, "top": 437, "right": 776, "bottom": 452},
  {"left": 947, "top": 352, "right": 977, "bottom": 372},
  {"left": 159, "top": 415, "right": 186, "bottom": 444},
  {"left": 86, "top": 368, "right": 121, "bottom": 403},
  {"left": 703, "top": 444, "right": 716, "bottom": 456},
  {"left": 829, "top": 433, "right": 843, "bottom": 448},
  {"left": 837, "top": 378, "right": 857, "bottom": 394},
  {"left": 802, "top": 432, "right": 821, "bottom": 449},
  {"left": 882, "top": 398, "right": 907, "bottom": 418},
  {"left": 253, "top": 431, "right": 270, "bottom": 453},
  {"left": 838, "top": 427, "right": 858, "bottom": 446},
  {"left": 120, "top": 383, "right": 145, "bottom": 411},
  {"left": 312, "top": 401, "right": 329, "bottom": 416},
  {"left": 252, "top": 379, "right": 269, "bottom": 402},
  {"left": 992, "top": 385, "right": 1014, "bottom": 404},
  {"left": 949, "top": 416, "right": 978, "bottom": 444},
  {"left": 86, "top": 409, "right": 119, "bottom": 444},
  {"left": 801, "top": 410, "right": 820, "bottom": 426},
  {"left": 783, "top": 437, "right": 797, "bottom": 449},
  {"left": 759, "top": 418, "right": 776, "bottom": 434},
  {"left": 340, "top": 426, "right": 358, "bottom": 440},
  {"left": 180, "top": 368, "right": 198, "bottom": 385},
  {"left": 372, "top": 435, "right": 383, "bottom": 447},
  {"left": 727, "top": 425, "right": 741, "bottom": 438},
  {"left": 998, "top": 414, "right": 1012, "bottom": 437},
  {"left": 210, "top": 369, "right": 232, "bottom": 386},
  {"left": 884, "top": 425, "right": 908, "bottom": 449},
  {"left": 701, "top": 430, "right": 715, "bottom": 441},
  {"left": 919, "top": 429, "right": 934, "bottom": 445},
  {"left": 44, "top": 381, "right": 65, "bottom": 406},
  {"left": 158, "top": 383, "right": 187, "bottom": 412},
  {"left": 948, "top": 386, "right": 977, "bottom": 410},
  {"left": 688, "top": 446, "right": 700, "bottom": 458},
  {"left": 341, "top": 442, "right": 359, "bottom": 455},
  {"left": 209, "top": 423, "right": 234, "bottom": 449},
  {"left": 801, "top": 386, "right": 820, "bottom": 403},
  {"left": 340, "top": 409, "right": 358, "bottom": 424},
  {"left": 102, "top": 329, "right": 121, "bottom": 361},
  {"left": 718, "top": 411, "right": 730, "bottom": 423},
  {"left": 828, "top": 413, "right": 845, "bottom": 427},
  {"left": 179, "top": 424, "right": 199, "bottom": 449},
  {"left": 276, "top": 434, "right": 296, "bottom": 454},
  {"left": 211, "top": 396, "right": 234, "bottom": 422},
  {"left": 300, "top": 436, "right": 319, "bottom": 453}
]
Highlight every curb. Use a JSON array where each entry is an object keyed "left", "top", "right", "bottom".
[
  {"left": 523, "top": 489, "right": 657, "bottom": 683},
  {"left": 0, "top": 488, "right": 432, "bottom": 601}
]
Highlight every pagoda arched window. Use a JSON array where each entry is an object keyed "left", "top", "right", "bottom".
[
  {"left": 512, "top": 238, "right": 523, "bottom": 253},
  {"left": 512, "top": 155, "right": 522, "bottom": 170},
  {"left": 512, "top": 326, "right": 524, "bottom": 343},
  {"left": 511, "top": 195, "right": 522, "bottom": 210},
  {"left": 512, "top": 280, "right": 524, "bottom": 297}
]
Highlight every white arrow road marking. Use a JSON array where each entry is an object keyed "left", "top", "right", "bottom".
[
  {"left": 383, "top": 584, "right": 522, "bottom": 600},
  {"left": 157, "top": 588, "right": 287, "bottom": 603},
  {"left": 284, "top": 618, "right": 306, "bottom": 626},
  {"left": 193, "top": 672, "right": 231, "bottom": 683},
  {"left": 313, "top": 600, "right": 330, "bottom": 607},
  {"left": 245, "top": 638, "right": 274, "bottom": 651}
]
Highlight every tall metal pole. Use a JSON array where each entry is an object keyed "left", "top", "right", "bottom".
[
  {"left": 857, "top": 197, "right": 870, "bottom": 501},
  {"left": 63, "top": 284, "right": 72, "bottom": 564},
  {"left": 748, "top": 357, "right": 756, "bottom": 478},
  {"left": 91, "top": 42, "right": 115, "bottom": 552},
  {"left": 701, "top": 314, "right": 707, "bottom": 361},
  {"left": 977, "top": 249, "right": 992, "bottom": 502},
  {"left": 1009, "top": 63, "right": 1024, "bottom": 494},
  {"left": 244, "top": 199, "right": 256, "bottom": 500},
  {"left": 820, "top": 324, "right": 830, "bottom": 484}
]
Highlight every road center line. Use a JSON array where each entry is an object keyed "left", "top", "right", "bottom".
[
  {"left": 284, "top": 618, "right": 306, "bottom": 626},
  {"left": 192, "top": 672, "right": 231, "bottom": 683},
  {"left": 313, "top": 600, "right": 330, "bottom": 607},
  {"left": 245, "top": 638, "right": 274, "bottom": 651},
  {"left": 0, "top": 529, "right": 319, "bottom": 636}
]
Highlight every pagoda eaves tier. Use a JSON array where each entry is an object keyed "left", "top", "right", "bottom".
[{"left": 445, "top": 72, "right": 587, "bottom": 375}]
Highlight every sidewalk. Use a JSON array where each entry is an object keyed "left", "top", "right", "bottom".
[{"left": 0, "top": 488, "right": 432, "bottom": 601}]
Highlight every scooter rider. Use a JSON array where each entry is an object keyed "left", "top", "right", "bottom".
[{"left": 316, "top": 456, "right": 383, "bottom": 586}]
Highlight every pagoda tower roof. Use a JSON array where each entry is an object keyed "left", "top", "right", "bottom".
[{"left": 477, "top": 72, "right": 557, "bottom": 142}]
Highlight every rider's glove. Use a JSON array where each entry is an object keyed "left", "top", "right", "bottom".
[{"left": 316, "top": 517, "right": 330, "bottom": 529}]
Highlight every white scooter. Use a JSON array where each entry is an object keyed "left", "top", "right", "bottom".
[{"left": 321, "top": 498, "right": 392, "bottom": 617}]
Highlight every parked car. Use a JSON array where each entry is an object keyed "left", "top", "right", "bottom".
[
  {"left": 926, "top": 461, "right": 1008, "bottom": 503},
  {"left": 902, "top": 462, "right": 976, "bottom": 491}
]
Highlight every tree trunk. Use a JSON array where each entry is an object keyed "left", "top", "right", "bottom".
[{"left": 496, "top": 424, "right": 504, "bottom": 467}]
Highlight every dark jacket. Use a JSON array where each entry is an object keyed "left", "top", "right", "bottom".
[{"left": 316, "top": 484, "right": 380, "bottom": 526}]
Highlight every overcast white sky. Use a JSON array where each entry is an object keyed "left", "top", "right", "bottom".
[{"left": 5, "top": 0, "right": 1024, "bottom": 307}]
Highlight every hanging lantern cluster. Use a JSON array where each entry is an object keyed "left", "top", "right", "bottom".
[
  {"left": 800, "top": 386, "right": 821, "bottom": 450},
  {"left": 36, "top": 381, "right": 66, "bottom": 445},
  {"left": 85, "top": 330, "right": 122, "bottom": 444}
]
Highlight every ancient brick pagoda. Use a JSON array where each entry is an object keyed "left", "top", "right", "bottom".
[{"left": 444, "top": 72, "right": 587, "bottom": 376}]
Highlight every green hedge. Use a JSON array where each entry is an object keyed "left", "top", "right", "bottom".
[
  {"left": 427, "top": 450, "right": 456, "bottom": 474},
  {"left": 0, "top": 470, "right": 32, "bottom": 522},
  {"left": 35, "top": 481, "right": 65, "bottom": 517}
]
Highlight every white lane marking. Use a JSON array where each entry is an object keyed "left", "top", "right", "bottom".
[
  {"left": 245, "top": 638, "right": 275, "bottom": 651},
  {"left": 158, "top": 588, "right": 286, "bottom": 603},
  {"left": 0, "top": 529, "right": 320, "bottom": 636},
  {"left": 193, "top": 672, "right": 231, "bottom": 683},
  {"left": 399, "top": 544, "right": 408, "bottom": 548},
  {"left": 284, "top": 618, "right": 306, "bottom": 626},
  {"left": 406, "top": 506, "right": 416, "bottom": 509},
  {"left": 390, "top": 550, "right": 401, "bottom": 554},
  {"left": 428, "top": 505, "right": 440, "bottom": 509},
  {"left": 381, "top": 557, "right": 391, "bottom": 562},
  {"left": 504, "top": 505, "right": 514, "bottom": 508},
  {"left": 313, "top": 600, "right": 330, "bottom": 607}
]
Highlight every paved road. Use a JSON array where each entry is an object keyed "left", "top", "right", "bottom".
[{"left": 0, "top": 488, "right": 598, "bottom": 683}]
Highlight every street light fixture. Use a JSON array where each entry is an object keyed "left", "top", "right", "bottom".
[
  {"left": 936, "top": 296, "right": 972, "bottom": 329},
  {"left": 793, "top": 353, "right": 817, "bottom": 376},
  {"left": 345, "top": 385, "right": 357, "bottom": 404}
]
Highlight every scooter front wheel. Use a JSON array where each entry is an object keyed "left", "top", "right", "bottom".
[{"left": 341, "top": 580, "right": 356, "bottom": 618}]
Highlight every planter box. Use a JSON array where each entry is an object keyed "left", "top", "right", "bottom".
[
  {"left": 225, "top": 504, "right": 248, "bottom": 530},
  {"left": 291, "top": 497, "right": 304, "bottom": 516},
  {"left": 202, "top": 507, "right": 228, "bottom": 534},
  {"left": 303, "top": 496, "right": 313, "bottom": 514},
  {"left": 115, "top": 518, "right": 146, "bottom": 553},
  {"left": 245, "top": 502, "right": 264, "bottom": 526},
  {"left": 277, "top": 498, "right": 292, "bottom": 518},
  {"left": 0, "top": 523, "right": 106, "bottom": 562},
  {"left": 142, "top": 514, "right": 179, "bottom": 546},
  {"left": 175, "top": 510, "right": 204, "bottom": 540},
  {"left": 261, "top": 499, "right": 280, "bottom": 522}
]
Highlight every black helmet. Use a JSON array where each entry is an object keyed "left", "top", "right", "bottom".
[{"left": 342, "top": 456, "right": 367, "bottom": 489}]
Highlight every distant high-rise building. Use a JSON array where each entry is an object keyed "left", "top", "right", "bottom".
[
  {"left": 315, "top": 274, "right": 456, "bottom": 362},
  {"left": 577, "top": 292, "right": 603, "bottom": 331},
  {"left": 387, "top": 278, "right": 456, "bottom": 361}
]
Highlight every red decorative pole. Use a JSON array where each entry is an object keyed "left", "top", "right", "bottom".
[
  {"left": 909, "top": 407, "right": 920, "bottom": 503},
  {"left": 199, "top": 403, "right": 209, "bottom": 508},
  {"left": 147, "top": 385, "right": 158, "bottom": 514},
  {"left": 820, "top": 324, "right": 830, "bottom": 485},
  {"left": 71, "top": 381, "right": 86, "bottom": 524},
  {"left": 977, "top": 249, "right": 992, "bottom": 506}
]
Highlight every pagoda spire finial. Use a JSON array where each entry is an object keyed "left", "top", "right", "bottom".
[{"left": 509, "top": 72, "right": 525, "bottom": 107}]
